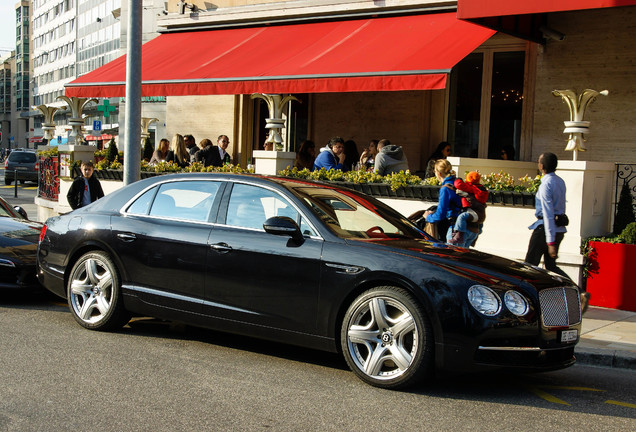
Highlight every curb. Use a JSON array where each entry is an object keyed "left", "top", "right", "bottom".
[{"left": 575, "top": 347, "right": 636, "bottom": 370}]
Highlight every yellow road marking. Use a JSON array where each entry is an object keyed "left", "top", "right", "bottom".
[
  {"left": 526, "top": 385, "right": 605, "bottom": 406},
  {"left": 605, "top": 400, "right": 636, "bottom": 409},
  {"left": 536, "top": 385, "right": 605, "bottom": 392},
  {"left": 526, "top": 386, "right": 571, "bottom": 405}
]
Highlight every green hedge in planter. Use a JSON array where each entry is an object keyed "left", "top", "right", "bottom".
[{"left": 278, "top": 167, "right": 537, "bottom": 206}]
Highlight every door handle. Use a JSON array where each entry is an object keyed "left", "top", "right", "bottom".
[
  {"left": 116, "top": 233, "right": 137, "bottom": 242},
  {"left": 210, "top": 242, "right": 232, "bottom": 253}
]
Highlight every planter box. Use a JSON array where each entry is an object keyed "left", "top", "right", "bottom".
[{"left": 585, "top": 241, "right": 636, "bottom": 312}]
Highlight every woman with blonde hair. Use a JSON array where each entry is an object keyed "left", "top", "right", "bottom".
[
  {"left": 422, "top": 159, "right": 462, "bottom": 242},
  {"left": 166, "top": 134, "right": 190, "bottom": 168}
]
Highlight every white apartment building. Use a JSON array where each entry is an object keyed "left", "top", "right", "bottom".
[
  {"left": 31, "top": 0, "right": 123, "bottom": 144},
  {"left": 30, "top": 0, "right": 168, "bottom": 147},
  {"left": 0, "top": 1, "right": 32, "bottom": 150}
]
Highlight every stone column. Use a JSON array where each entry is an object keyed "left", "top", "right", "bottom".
[
  {"left": 250, "top": 93, "right": 299, "bottom": 174},
  {"left": 57, "top": 96, "right": 98, "bottom": 145},
  {"left": 552, "top": 89, "right": 608, "bottom": 161}
]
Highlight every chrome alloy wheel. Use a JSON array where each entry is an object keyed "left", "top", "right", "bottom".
[
  {"left": 69, "top": 256, "right": 115, "bottom": 324},
  {"left": 346, "top": 296, "right": 418, "bottom": 381}
]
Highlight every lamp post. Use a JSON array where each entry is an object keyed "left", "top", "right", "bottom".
[
  {"left": 552, "top": 88, "right": 608, "bottom": 161},
  {"left": 57, "top": 96, "right": 97, "bottom": 144}
]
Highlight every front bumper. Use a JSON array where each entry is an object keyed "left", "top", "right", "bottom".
[{"left": 439, "top": 286, "right": 582, "bottom": 372}]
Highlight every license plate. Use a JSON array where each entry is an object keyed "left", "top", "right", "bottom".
[
  {"left": 16, "top": 167, "right": 28, "bottom": 170},
  {"left": 560, "top": 329, "right": 578, "bottom": 343}
]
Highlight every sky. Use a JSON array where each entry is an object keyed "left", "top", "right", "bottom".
[{"left": 0, "top": 2, "right": 16, "bottom": 57}]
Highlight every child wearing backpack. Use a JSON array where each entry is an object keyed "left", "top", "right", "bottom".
[{"left": 449, "top": 171, "right": 489, "bottom": 247}]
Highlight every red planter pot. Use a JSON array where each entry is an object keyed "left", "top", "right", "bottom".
[{"left": 585, "top": 241, "right": 636, "bottom": 311}]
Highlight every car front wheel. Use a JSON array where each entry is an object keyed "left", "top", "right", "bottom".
[
  {"left": 67, "top": 251, "right": 130, "bottom": 331},
  {"left": 341, "top": 286, "right": 433, "bottom": 389}
]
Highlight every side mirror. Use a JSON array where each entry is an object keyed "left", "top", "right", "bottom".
[
  {"left": 263, "top": 216, "right": 304, "bottom": 243},
  {"left": 13, "top": 205, "right": 28, "bottom": 219}
]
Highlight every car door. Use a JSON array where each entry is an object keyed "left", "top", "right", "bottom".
[
  {"left": 110, "top": 179, "right": 224, "bottom": 313},
  {"left": 204, "top": 181, "right": 324, "bottom": 333}
]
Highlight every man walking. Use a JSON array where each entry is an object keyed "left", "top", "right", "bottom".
[{"left": 525, "top": 152, "right": 568, "bottom": 278}]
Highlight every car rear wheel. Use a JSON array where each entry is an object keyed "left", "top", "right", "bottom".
[
  {"left": 67, "top": 251, "right": 130, "bottom": 331},
  {"left": 341, "top": 286, "right": 433, "bottom": 389},
  {"left": 4, "top": 178, "right": 11, "bottom": 185}
]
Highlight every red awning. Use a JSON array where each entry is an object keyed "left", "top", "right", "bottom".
[
  {"left": 65, "top": 13, "right": 495, "bottom": 97},
  {"left": 458, "top": 0, "right": 636, "bottom": 19}
]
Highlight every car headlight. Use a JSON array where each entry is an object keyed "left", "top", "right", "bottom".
[
  {"left": 468, "top": 285, "right": 501, "bottom": 316},
  {"left": 504, "top": 291, "right": 529, "bottom": 316}
]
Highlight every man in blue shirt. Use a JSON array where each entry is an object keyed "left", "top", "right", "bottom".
[
  {"left": 313, "top": 136, "right": 346, "bottom": 171},
  {"left": 525, "top": 152, "right": 569, "bottom": 278}
]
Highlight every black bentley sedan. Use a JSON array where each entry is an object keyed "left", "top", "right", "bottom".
[
  {"left": 37, "top": 173, "right": 582, "bottom": 389},
  {"left": 1, "top": 195, "right": 42, "bottom": 290}
]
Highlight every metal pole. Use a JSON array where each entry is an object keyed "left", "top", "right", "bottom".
[
  {"left": 13, "top": 170, "right": 17, "bottom": 198},
  {"left": 123, "top": 2, "right": 142, "bottom": 186}
]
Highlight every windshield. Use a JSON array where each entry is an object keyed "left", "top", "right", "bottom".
[
  {"left": 292, "top": 186, "right": 426, "bottom": 240},
  {"left": 0, "top": 200, "right": 16, "bottom": 218},
  {"left": 8, "top": 152, "right": 37, "bottom": 163}
]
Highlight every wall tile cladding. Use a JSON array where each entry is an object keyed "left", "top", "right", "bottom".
[{"left": 533, "top": 7, "right": 636, "bottom": 164}]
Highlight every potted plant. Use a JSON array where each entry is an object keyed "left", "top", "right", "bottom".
[{"left": 583, "top": 221, "right": 636, "bottom": 312}]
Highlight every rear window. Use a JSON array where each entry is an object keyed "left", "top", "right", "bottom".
[{"left": 8, "top": 152, "right": 37, "bottom": 163}]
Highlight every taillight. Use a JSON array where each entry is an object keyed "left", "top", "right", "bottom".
[
  {"left": 3, "top": 160, "right": 7, "bottom": 169},
  {"left": 35, "top": 162, "right": 39, "bottom": 171},
  {"left": 38, "top": 224, "right": 47, "bottom": 244}
]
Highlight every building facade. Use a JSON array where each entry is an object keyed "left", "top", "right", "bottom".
[
  {"left": 0, "top": 1, "right": 33, "bottom": 150},
  {"left": 119, "top": 0, "right": 632, "bottom": 170}
]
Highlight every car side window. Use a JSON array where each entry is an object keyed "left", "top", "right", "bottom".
[
  {"left": 126, "top": 187, "right": 157, "bottom": 215},
  {"left": 144, "top": 181, "right": 221, "bottom": 222},
  {"left": 226, "top": 183, "right": 316, "bottom": 235}
]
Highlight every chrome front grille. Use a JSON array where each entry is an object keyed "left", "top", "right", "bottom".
[{"left": 539, "top": 287, "right": 582, "bottom": 327}]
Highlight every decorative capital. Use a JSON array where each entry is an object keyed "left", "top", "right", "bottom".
[{"left": 552, "top": 88, "right": 608, "bottom": 158}]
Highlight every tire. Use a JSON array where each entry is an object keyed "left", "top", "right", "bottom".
[
  {"left": 341, "top": 286, "right": 433, "bottom": 389},
  {"left": 67, "top": 251, "right": 130, "bottom": 331},
  {"left": 4, "top": 178, "right": 11, "bottom": 185}
]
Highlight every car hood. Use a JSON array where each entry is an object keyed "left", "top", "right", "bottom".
[
  {"left": 347, "top": 237, "right": 573, "bottom": 290},
  {"left": 0, "top": 217, "right": 42, "bottom": 264}
]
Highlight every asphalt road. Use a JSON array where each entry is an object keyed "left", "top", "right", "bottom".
[{"left": 1, "top": 290, "right": 635, "bottom": 431}]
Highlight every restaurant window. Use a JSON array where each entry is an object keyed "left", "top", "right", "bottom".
[{"left": 448, "top": 48, "right": 526, "bottom": 160}]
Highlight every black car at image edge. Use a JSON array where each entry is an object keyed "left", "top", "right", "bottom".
[
  {"left": 36, "top": 173, "right": 582, "bottom": 389},
  {"left": 1, "top": 195, "right": 43, "bottom": 290}
]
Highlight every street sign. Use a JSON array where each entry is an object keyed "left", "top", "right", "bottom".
[{"left": 93, "top": 120, "right": 102, "bottom": 131}]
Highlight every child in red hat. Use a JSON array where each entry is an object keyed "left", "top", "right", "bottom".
[{"left": 449, "top": 171, "right": 489, "bottom": 247}]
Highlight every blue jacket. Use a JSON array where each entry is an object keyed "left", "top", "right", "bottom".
[
  {"left": 426, "top": 176, "right": 462, "bottom": 223},
  {"left": 313, "top": 148, "right": 344, "bottom": 171}
]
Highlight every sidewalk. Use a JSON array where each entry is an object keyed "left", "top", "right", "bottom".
[
  {"left": 576, "top": 306, "right": 636, "bottom": 370},
  {"left": 2, "top": 192, "right": 634, "bottom": 370},
  {"left": 1, "top": 189, "right": 41, "bottom": 221}
]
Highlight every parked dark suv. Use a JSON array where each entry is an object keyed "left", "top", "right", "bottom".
[{"left": 4, "top": 150, "right": 38, "bottom": 185}]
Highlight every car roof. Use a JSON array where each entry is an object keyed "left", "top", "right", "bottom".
[{"left": 85, "top": 172, "right": 350, "bottom": 214}]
